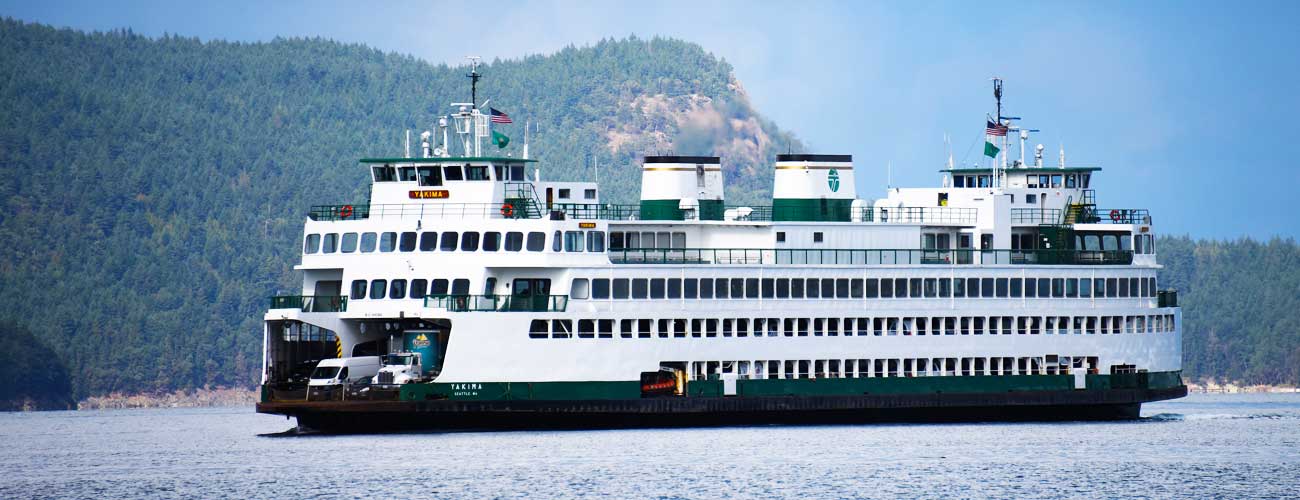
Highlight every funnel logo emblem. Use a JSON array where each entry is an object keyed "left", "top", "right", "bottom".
[{"left": 827, "top": 169, "right": 840, "bottom": 192}]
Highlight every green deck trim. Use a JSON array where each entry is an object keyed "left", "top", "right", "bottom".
[
  {"left": 772, "top": 198, "right": 854, "bottom": 222},
  {"left": 392, "top": 371, "right": 1182, "bottom": 402},
  {"left": 359, "top": 157, "right": 538, "bottom": 164}
]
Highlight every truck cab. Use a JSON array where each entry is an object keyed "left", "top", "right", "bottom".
[{"left": 375, "top": 353, "right": 424, "bottom": 385}]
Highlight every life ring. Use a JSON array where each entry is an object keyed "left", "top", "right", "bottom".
[
  {"left": 1109, "top": 209, "right": 1121, "bottom": 222},
  {"left": 340, "top": 205, "right": 354, "bottom": 218},
  {"left": 500, "top": 203, "right": 515, "bottom": 218}
]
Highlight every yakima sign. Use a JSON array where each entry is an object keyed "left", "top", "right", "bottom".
[{"left": 409, "top": 190, "right": 450, "bottom": 199}]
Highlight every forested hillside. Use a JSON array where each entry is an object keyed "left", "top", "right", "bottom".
[
  {"left": 0, "top": 19, "right": 1296, "bottom": 407},
  {"left": 1157, "top": 236, "right": 1300, "bottom": 385},
  {"left": 0, "top": 19, "right": 800, "bottom": 401}
]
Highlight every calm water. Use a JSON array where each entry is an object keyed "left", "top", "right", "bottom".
[{"left": 1, "top": 394, "right": 1297, "bottom": 499}]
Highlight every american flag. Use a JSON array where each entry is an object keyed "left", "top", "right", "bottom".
[
  {"left": 489, "top": 107, "right": 513, "bottom": 124},
  {"left": 985, "top": 119, "right": 1008, "bottom": 136}
]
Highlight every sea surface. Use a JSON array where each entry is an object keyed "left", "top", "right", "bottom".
[{"left": 1, "top": 393, "right": 1297, "bottom": 499}]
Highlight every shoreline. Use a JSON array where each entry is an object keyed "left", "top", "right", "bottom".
[{"left": 76, "top": 387, "right": 258, "bottom": 410}]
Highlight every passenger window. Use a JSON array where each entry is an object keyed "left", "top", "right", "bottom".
[
  {"left": 399, "top": 232, "right": 417, "bottom": 252},
  {"left": 451, "top": 279, "right": 470, "bottom": 295},
  {"left": 672, "top": 232, "right": 687, "bottom": 248},
  {"left": 592, "top": 279, "right": 610, "bottom": 299},
  {"left": 632, "top": 279, "right": 648, "bottom": 299},
  {"left": 304, "top": 234, "right": 321, "bottom": 254},
  {"left": 461, "top": 232, "right": 480, "bottom": 251},
  {"left": 390, "top": 279, "right": 407, "bottom": 299},
  {"left": 699, "top": 279, "right": 713, "bottom": 299},
  {"left": 865, "top": 279, "right": 878, "bottom": 298},
  {"left": 483, "top": 232, "right": 501, "bottom": 251},
  {"left": 565, "top": 231, "right": 584, "bottom": 252},
  {"left": 360, "top": 232, "right": 377, "bottom": 252},
  {"left": 431, "top": 279, "right": 449, "bottom": 296},
  {"left": 613, "top": 279, "right": 630, "bottom": 299},
  {"left": 350, "top": 280, "right": 366, "bottom": 300},
  {"left": 410, "top": 279, "right": 427, "bottom": 299},
  {"left": 526, "top": 232, "right": 545, "bottom": 252},
  {"left": 553, "top": 231, "right": 563, "bottom": 252},
  {"left": 792, "top": 278, "right": 805, "bottom": 298},
  {"left": 340, "top": 233, "right": 358, "bottom": 253},
  {"left": 558, "top": 188, "right": 571, "bottom": 199},
  {"left": 370, "top": 279, "right": 387, "bottom": 300},
  {"left": 420, "top": 232, "right": 438, "bottom": 251},
  {"left": 650, "top": 279, "right": 665, "bottom": 299},
  {"left": 379, "top": 232, "right": 397, "bottom": 252},
  {"left": 321, "top": 233, "right": 338, "bottom": 253},
  {"left": 440, "top": 232, "right": 459, "bottom": 252},
  {"left": 587, "top": 231, "right": 605, "bottom": 252},
  {"left": 584, "top": 189, "right": 597, "bottom": 199},
  {"left": 806, "top": 279, "right": 819, "bottom": 298},
  {"left": 746, "top": 278, "right": 759, "bottom": 298},
  {"left": 571, "top": 279, "right": 590, "bottom": 299},
  {"left": 505, "top": 232, "right": 524, "bottom": 251},
  {"left": 732, "top": 278, "right": 746, "bottom": 299},
  {"left": 836, "top": 279, "right": 850, "bottom": 298}
]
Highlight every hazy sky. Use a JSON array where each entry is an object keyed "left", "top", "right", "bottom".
[{"left": 5, "top": 0, "right": 1298, "bottom": 239}]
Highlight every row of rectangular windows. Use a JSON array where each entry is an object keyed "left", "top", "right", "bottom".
[
  {"left": 682, "top": 356, "right": 1103, "bottom": 381},
  {"left": 528, "top": 314, "right": 1177, "bottom": 339},
  {"left": 305, "top": 230, "right": 606, "bottom": 255},
  {"left": 350, "top": 278, "right": 475, "bottom": 301},
  {"left": 574, "top": 276, "right": 1159, "bottom": 301}
]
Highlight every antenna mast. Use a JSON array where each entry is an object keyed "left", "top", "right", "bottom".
[{"left": 466, "top": 56, "right": 482, "bottom": 108}]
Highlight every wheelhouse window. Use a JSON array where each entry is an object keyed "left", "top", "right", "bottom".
[
  {"left": 443, "top": 165, "right": 464, "bottom": 181},
  {"left": 417, "top": 166, "right": 442, "bottom": 186},
  {"left": 558, "top": 188, "right": 571, "bottom": 199},
  {"left": 372, "top": 165, "right": 396, "bottom": 182},
  {"left": 510, "top": 165, "right": 525, "bottom": 181},
  {"left": 399, "top": 167, "right": 417, "bottom": 182},
  {"left": 584, "top": 189, "right": 597, "bottom": 200},
  {"left": 465, "top": 165, "right": 489, "bottom": 181}
]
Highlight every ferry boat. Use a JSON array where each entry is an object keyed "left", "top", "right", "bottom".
[{"left": 256, "top": 69, "right": 1186, "bottom": 432}]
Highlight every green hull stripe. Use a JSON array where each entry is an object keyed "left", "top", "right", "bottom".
[
  {"left": 392, "top": 371, "right": 1183, "bottom": 403},
  {"left": 640, "top": 199, "right": 725, "bottom": 221},
  {"left": 772, "top": 198, "right": 853, "bottom": 222}
]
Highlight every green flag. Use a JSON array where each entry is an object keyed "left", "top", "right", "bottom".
[
  {"left": 492, "top": 130, "right": 510, "bottom": 149},
  {"left": 983, "top": 141, "right": 1000, "bottom": 158}
]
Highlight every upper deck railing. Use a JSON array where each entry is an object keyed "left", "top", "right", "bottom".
[
  {"left": 268, "top": 295, "right": 348, "bottom": 312},
  {"left": 1011, "top": 208, "right": 1062, "bottom": 224},
  {"left": 310, "top": 202, "right": 977, "bottom": 224},
  {"left": 423, "top": 294, "right": 568, "bottom": 312},
  {"left": 609, "top": 248, "right": 1133, "bottom": 266}
]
